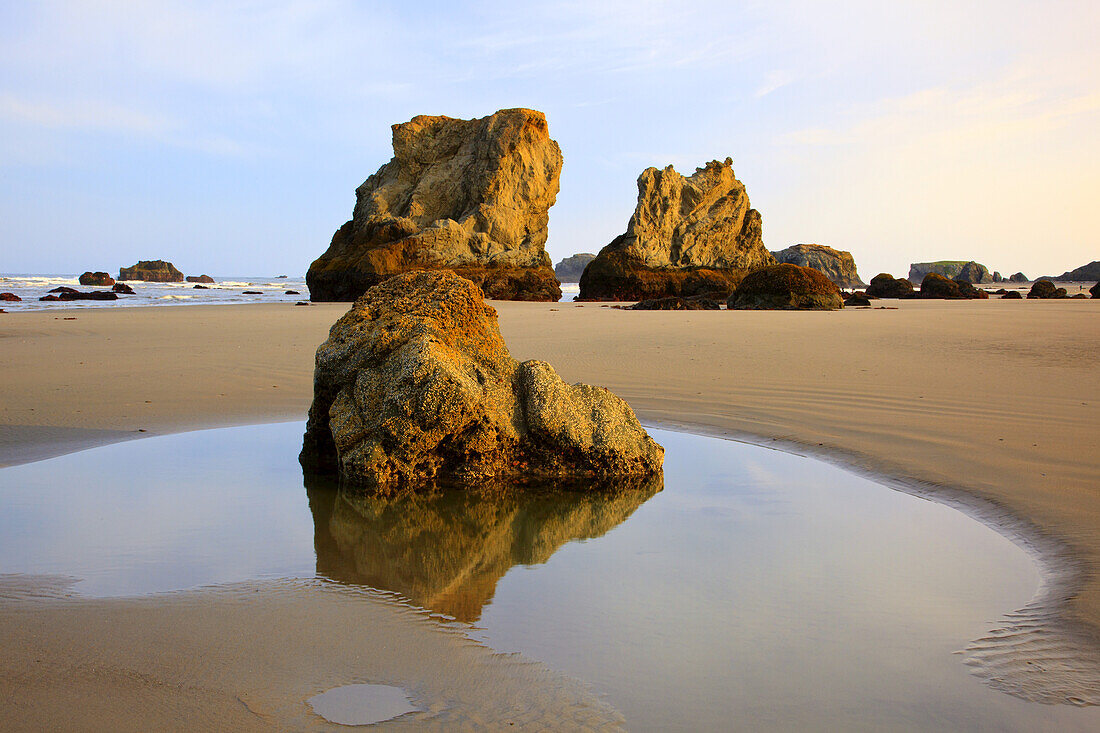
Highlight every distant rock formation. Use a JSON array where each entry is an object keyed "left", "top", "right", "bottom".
[
  {"left": 953, "top": 261, "right": 992, "bottom": 284},
  {"left": 0, "top": 292, "right": 21, "bottom": 302},
  {"left": 909, "top": 260, "right": 993, "bottom": 284},
  {"left": 119, "top": 260, "right": 184, "bottom": 282},
  {"left": 111, "top": 283, "right": 135, "bottom": 294},
  {"left": 554, "top": 253, "right": 596, "bottom": 283},
  {"left": 1046, "top": 261, "right": 1100, "bottom": 281},
  {"left": 920, "top": 273, "right": 988, "bottom": 299},
  {"left": 728, "top": 264, "right": 843, "bottom": 310},
  {"left": 307, "top": 108, "right": 563, "bottom": 302},
  {"left": 300, "top": 270, "right": 664, "bottom": 490},
  {"left": 866, "top": 273, "right": 914, "bottom": 298},
  {"left": 579, "top": 159, "right": 775, "bottom": 300},
  {"left": 186, "top": 275, "right": 215, "bottom": 284},
  {"left": 1009, "top": 272, "right": 1029, "bottom": 283},
  {"left": 772, "top": 244, "right": 864, "bottom": 288},
  {"left": 628, "top": 295, "right": 721, "bottom": 310},
  {"left": 1090, "top": 282, "right": 1099, "bottom": 298},
  {"left": 79, "top": 271, "right": 114, "bottom": 286},
  {"left": 1027, "top": 280, "right": 1068, "bottom": 299},
  {"left": 306, "top": 472, "right": 660, "bottom": 621},
  {"left": 992, "top": 271, "right": 1004, "bottom": 283}
]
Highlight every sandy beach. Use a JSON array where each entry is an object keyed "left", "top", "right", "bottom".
[{"left": 2, "top": 297, "right": 1099, "bottom": 723}]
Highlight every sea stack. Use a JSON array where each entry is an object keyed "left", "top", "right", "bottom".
[
  {"left": 119, "top": 260, "right": 184, "bottom": 282},
  {"left": 307, "top": 108, "right": 564, "bottom": 302},
  {"left": 300, "top": 270, "right": 664, "bottom": 491},
  {"left": 772, "top": 244, "right": 864, "bottom": 288},
  {"left": 579, "top": 159, "right": 775, "bottom": 300}
]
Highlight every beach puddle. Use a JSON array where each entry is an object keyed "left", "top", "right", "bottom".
[
  {"left": 308, "top": 684, "right": 420, "bottom": 726},
  {"left": 1, "top": 422, "right": 1097, "bottom": 730}
]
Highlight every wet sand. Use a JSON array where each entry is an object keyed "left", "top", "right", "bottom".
[{"left": 1, "top": 297, "right": 1099, "bottom": 720}]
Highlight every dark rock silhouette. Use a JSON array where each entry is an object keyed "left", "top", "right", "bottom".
[
  {"left": 79, "top": 271, "right": 115, "bottom": 286},
  {"left": 728, "top": 264, "right": 843, "bottom": 310},
  {"left": 866, "top": 273, "right": 914, "bottom": 298},
  {"left": 119, "top": 260, "right": 184, "bottom": 282}
]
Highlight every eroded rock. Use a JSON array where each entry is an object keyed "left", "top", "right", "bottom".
[
  {"left": 1027, "top": 280, "right": 1067, "bottom": 299},
  {"left": 307, "top": 108, "right": 563, "bottom": 302},
  {"left": 920, "top": 273, "right": 988, "bottom": 299},
  {"left": 554, "top": 253, "right": 596, "bottom": 283},
  {"left": 0, "top": 292, "right": 20, "bottom": 302},
  {"left": 186, "top": 275, "right": 215, "bottom": 284},
  {"left": 111, "top": 283, "right": 135, "bottom": 294},
  {"left": 865, "top": 273, "right": 914, "bottom": 299},
  {"left": 579, "top": 159, "right": 775, "bottom": 301},
  {"left": 301, "top": 270, "right": 663, "bottom": 490},
  {"left": 909, "top": 260, "right": 993, "bottom": 284},
  {"left": 79, "top": 271, "right": 115, "bottom": 286},
  {"left": 772, "top": 244, "right": 864, "bottom": 288},
  {"left": 728, "top": 264, "right": 843, "bottom": 310}
]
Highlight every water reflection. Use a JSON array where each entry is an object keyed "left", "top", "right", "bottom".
[{"left": 305, "top": 472, "right": 662, "bottom": 621}]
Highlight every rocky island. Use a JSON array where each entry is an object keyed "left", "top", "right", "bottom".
[
  {"left": 579, "top": 158, "right": 775, "bottom": 300},
  {"left": 307, "top": 108, "right": 564, "bottom": 302},
  {"left": 119, "top": 260, "right": 184, "bottom": 282},
  {"left": 300, "top": 270, "right": 664, "bottom": 491},
  {"left": 554, "top": 253, "right": 596, "bottom": 282},
  {"left": 772, "top": 244, "right": 864, "bottom": 288}
]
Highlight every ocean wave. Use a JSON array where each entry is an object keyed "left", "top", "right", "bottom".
[{"left": 158, "top": 295, "right": 195, "bottom": 300}]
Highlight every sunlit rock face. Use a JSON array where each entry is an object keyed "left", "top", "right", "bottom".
[
  {"left": 300, "top": 270, "right": 664, "bottom": 490},
  {"left": 306, "top": 472, "right": 661, "bottom": 621},
  {"left": 772, "top": 244, "right": 864, "bottom": 289},
  {"left": 579, "top": 158, "right": 775, "bottom": 300},
  {"left": 307, "top": 108, "right": 563, "bottom": 302}
]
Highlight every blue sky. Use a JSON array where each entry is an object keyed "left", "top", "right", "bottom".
[{"left": 2, "top": 0, "right": 1097, "bottom": 278}]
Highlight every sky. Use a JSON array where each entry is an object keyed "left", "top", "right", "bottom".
[{"left": 1, "top": 0, "right": 1097, "bottom": 279}]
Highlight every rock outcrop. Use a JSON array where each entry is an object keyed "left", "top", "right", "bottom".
[
  {"left": 1009, "top": 272, "right": 1029, "bottom": 283},
  {"left": 728, "top": 264, "right": 843, "bottom": 310},
  {"left": 579, "top": 159, "right": 775, "bottom": 300},
  {"left": 307, "top": 108, "right": 563, "bottom": 302},
  {"left": 57, "top": 291, "right": 119, "bottom": 301},
  {"left": 186, "top": 275, "right": 215, "bottom": 284},
  {"left": 866, "top": 273, "right": 914, "bottom": 298},
  {"left": 909, "top": 261, "right": 993, "bottom": 284},
  {"left": 307, "top": 472, "right": 660, "bottom": 621},
  {"left": 1002, "top": 291, "right": 1022, "bottom": 299},
  {"left": 1027, "top": 280, "right": 1067, "bottom": 299},
  {"left": 119, "top": 260, "right": 184, "bottom": 282},
  {"left": 1091, "top": 282, "right": 1100, "bottom": 299},
  {"left": 554, "top": 253, "right": 596, "bottom": 283},
  {"left": 300, "top": 270, "right": 664, "bottom": 490},
  {"left": 0, "top": 292, "right": 20, "bottom": 302},
  {"left": 772, "top": 244, "right": 864, "bottom": 288},
  {"left": 954, "top": 261, "right": 992, "bottom": 284},
  {"left": 920, "top": 273, "right": 988, "bottom": 299},
  {"left": 844, "top": 292, "right": 871, "bottom": 306},
  {"left": 79, "top": 271, "right": 115, "bottom": 286},
  {"left": 111, "top": 283, "right": 135, "bottom": 294},
  {"left": 1046, "top": 261, "right": 1100, "bottom": 282}
]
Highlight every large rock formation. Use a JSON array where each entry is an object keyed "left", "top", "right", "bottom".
[
  {"left": 1027, "top": 280, "right": 1068, "bottom": 299},
  {"left": 119, "top": 260, "right": 184, "bottom": 282},
  {"left": 554, "top": 253, "right": 596, "bottom": 283},
  {"left": 79, "top": 271, "right": 114, "bottom": 286},
  {"left": 954, "top": 261, "right": 992, "bottom": 284},
  {"left": 1046, "top": 261, "right": 1100, "bottom": 281},
  {"left": 307, "top": 472, "right": 660, "bottom": 621},
  {"left": 920, "top": 273, "right": 987, "bottom": 299},
  {"left": 307, "top": 108, "right": 563, "bottom": 302},
  {"left": 300, "top": 270, "right": 663, "bottom": 490},
  {"left": 866, "top": 273, "right": 914, "bottom": 298},
  {"left": 1009, "top": 272, "right": 1029, "bottom": 283},
  {"left": 728, "top": 264, "right": 843, "bottom": 310},
  {"left": 772, "top": 244, "right": 864, "bottom": 288},
  {"left": 908, "top": 260, "right": 992, "bottom": 284},
  {"left": 579, "top": 159, "right": 775, "bottom": 300}
]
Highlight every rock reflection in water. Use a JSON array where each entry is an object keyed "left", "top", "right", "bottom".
[{"left": 304, "top": 472, "right": 662, "bottom": 622}]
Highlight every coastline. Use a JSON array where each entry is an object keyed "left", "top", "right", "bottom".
[{"left": 1, "top": 298, "right": 1098, "bottom": 703}]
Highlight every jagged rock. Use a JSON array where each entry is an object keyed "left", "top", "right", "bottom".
[
  {"left": 579, "top": 159, "right": 775, "bottom": 301},
  {"left": 186, "top": 275, "right": 215, "bottom": 284},
  {"left": 1027, "top": 280, "right": 1065, "bottom": 299},
  {"left": 307, "top": 108, "right": 563, "bottom": 302},
  {"left": 954, "top": 261, "right": 992, "bottom": 284},
  {"left": 909, "top": 260, "right": 992, "bottom": 284},
  {"left": 79, "top": 271, "right": 114, "bottom": 286},
  {"left": 0, "top": 292, "right": 20, "bottom": 302},
  {"left": 1009, "top": 272, "right": 1029, "bottom": 283},
  {"left": 728, "top": 264, "right": 843, "bottom": 310},
  {"left": 772, "top": 244, "right": 864, "bottom": 288},
  {"left": 554, "top": 253, "right": 596, "bottom": 283},
  {"left": 111, "top": 283, "right": 135, "bottom": 294},
  {"left": 1092, "top": 282, "right": 1100, "bottom": 298},
  {"left": 866, "top": 273, "right": 914, "bottom": 298},
  {"left": 992, "top": 271, "right": 1003, "bottom": 283},
  {"left": 920, "top": 273, "right": 987, "bottom": 299},
  {"left": 119, "top": 260, "right": 184, "bottom": 282},
  {"left": 1002, "top": 291, "right": 1023, "bottom": 299},
  {"left": 628, "top": 295, "right": 721, "bottom": 310},
  {"left": 300, "top": 270, "right": 664, "bottom": 490},
  {"left": 307, "top": 472, "right": 660, "bottom": 621},
  {"left": 1046, "top": 261, "right": 1100, "bottom": 281}
]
